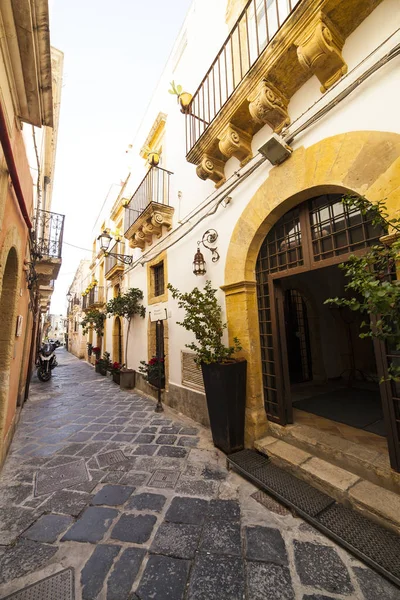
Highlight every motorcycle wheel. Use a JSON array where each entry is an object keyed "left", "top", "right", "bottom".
[{"left": 37, "top": 367, "right": 51, "bottom": 382}]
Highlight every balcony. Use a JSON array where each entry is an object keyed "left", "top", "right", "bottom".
[
  {"left": 82, "top": 295, "right": 88, "bottom": 311},
  {"left": 124, "top": 166, "right": 174, "bottom": 251},
  {"left": 34, "top": 209, "right": 65, "bottom": 300},
  {"left": 105, "top": 242, "right": 125, "bottom": 280},
  {"left": 87, "top": 286, "right": 105, "bottom": 309},
  {"left": 185, "top": 0, "right": 382, "bottom": 186}
]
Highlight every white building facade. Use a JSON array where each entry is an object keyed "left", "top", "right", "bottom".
[{"left": 79, "top": 0, "right": 400, "bottom": 475}]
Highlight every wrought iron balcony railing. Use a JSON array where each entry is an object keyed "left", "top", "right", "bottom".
[
  {"left": 34, "top": 209, "right": 65, "bottom": 259},
  {"left": 124, "top": 166, "right": 172, "bottom": 235},
  {"left": 88, "top": 286, "right": 105, "bottom": 307},
  {"left": 82, "top": 295, "right": 88, "bottom": 310},
  {"left": 105, "top": 242, "right": 125, "bottom": 276},
  {"left": 185, "top": 0, "right": 301, "bottom": 154}
]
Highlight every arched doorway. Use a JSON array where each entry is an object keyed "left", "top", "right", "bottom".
[
  {"left": 255, "top": 193, "right": 384, "bottom": 431},
  {"left": 0, "top": 247, "right": 19, "bottom": 441},
  {"left": 113, "top": 317, "right": 123, "bottom": 364}
]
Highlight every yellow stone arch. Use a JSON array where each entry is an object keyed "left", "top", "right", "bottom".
[{"left": 223, "top": 131, "right": 400, "bottom": 446}]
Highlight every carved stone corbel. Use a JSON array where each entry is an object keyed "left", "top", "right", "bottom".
[
  {"left": 142, "top": 219, "right": 162, "bottom": 239},
  {"left": 129, "top": 234, "right": 146, "bottom": 250},
  {"left": 218, "top": 123, "right": 253, "bottom": 166},
  {"left": 152, "top": 210, "right": 173, "bottom": 233},
  {"left": 295, "top": 12, "right": 348, "bottom": 92},
  {"left": 196, "top": 154, "right": 226, "bottom": 187},
  {"left": 248, "top": 79, "right": 290, "bottom": 133}
]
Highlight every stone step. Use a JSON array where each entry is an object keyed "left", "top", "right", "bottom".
[
  {"left": 255, "top": 436, "right": 400, "bottom": 535},
  {"left": 265, "top": 421, "right": 400, "bottom": 495}
]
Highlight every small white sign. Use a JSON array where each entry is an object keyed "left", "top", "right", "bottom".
[
  {"left": 149, "top": 304, "right": 168, "bottom": 322},
  {"left": 15, "top": 315, "right": 23, "bottom": 337}
]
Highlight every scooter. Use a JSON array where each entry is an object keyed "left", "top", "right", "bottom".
[{"left": 37, "top": 341, "right": 58, "bottom": 382}]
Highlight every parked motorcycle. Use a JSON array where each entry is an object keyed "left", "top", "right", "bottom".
[{"left": 37, "top": 341, "right": 58, "bottom": 382}]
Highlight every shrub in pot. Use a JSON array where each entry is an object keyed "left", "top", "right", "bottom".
[
  {"left": 138, "top": 356, "right": 165, "bottom": 389},
  {"left": 168, "top": 280, "right": 245, "bottom": 454},
  {"left": 110, "top": 362, "right": 124, "bottom": 385},
  {"left": 106, "top": 288, "right": 146, "bottom": 389}
]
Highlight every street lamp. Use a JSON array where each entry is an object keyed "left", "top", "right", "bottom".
[
  {"left": 97, "top": 230, "right": 133, "bottom": 266},
  {"left": 66, "top": 292, "right": 72, "bottom": 301},
  {"left": 97, "top": 230, "right": 113, "bottom": 253}
]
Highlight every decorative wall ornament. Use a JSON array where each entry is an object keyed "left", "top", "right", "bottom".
[
  {"left": 196, "top": 154, "right": 226, "bottom": 187},
  {"left": 248, "top": 80, "right": 290, "bottom": 133},
  {"left": 295, "top": 12, "right": 348, "bottom": 93},
  {"left": 218, "top": 123, "right": 253, "bottom": 166},
  {"left": 125, "top": 203, "right": 174, "bottom": 252}
]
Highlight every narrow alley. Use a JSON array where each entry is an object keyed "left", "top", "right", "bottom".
[{"left": 0, "top": 349, "right": 397, "bottom": 599}]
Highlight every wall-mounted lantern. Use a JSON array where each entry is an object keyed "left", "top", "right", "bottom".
[
  {"left": 97, "top": 230, "right": 133, "bottom": 266},
  {"left": 192, "top": 229, "right": 219, "bottom": 276}
]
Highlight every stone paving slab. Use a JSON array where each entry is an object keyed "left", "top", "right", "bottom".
[{"left": 0, "top": 349, "right": 398, "bottom": 600}]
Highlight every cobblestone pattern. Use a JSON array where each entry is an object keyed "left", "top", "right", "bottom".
[{"left": 0, "top": 350, "right": 398, "bottom": 599}]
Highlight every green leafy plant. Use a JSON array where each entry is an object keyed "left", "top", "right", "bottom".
[
  {"left": 106, "top": 288, "right": 146, "bottom": 368},
  {"left": 138, "top": 356, "right": 165, "bottom": 385},
  {"left": 168, "top": 80, "right": 183, "bottom": 98},
  {"left": 168, "top": 280, "right": 242, "bottom": 365},
  {"left": 109, "top": 361, "right": 124, "bottom": 375},
  {"left": 81, "top": 310, "right": 106, "bottom": 336},
  {"left": 325, "top": 194, "right": 400, "bottom": 380}
]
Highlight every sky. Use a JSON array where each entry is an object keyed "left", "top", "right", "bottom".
[{"left": 49, "top": 0, "right": 193, "bottom": 314}]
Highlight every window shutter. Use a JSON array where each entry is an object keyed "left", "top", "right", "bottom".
[{"left": 181, "top": 352, "right": 205, "bottom": 392}]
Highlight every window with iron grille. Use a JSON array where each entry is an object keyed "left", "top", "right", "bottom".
[{"left": 153, "top": 262, "right": 164, "bottom": 297}]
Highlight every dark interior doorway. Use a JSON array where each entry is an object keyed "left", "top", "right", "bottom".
[{"left": 281, "top": 265, "right": 385, "bottom": 436}]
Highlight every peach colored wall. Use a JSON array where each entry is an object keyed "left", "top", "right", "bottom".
[{"left": 0, "top": 123, "right": 33, "bottom": 447}]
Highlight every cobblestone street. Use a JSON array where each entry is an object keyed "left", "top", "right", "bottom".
[{"left": 0, "top": 349, "right": 398, "bottom": 599}]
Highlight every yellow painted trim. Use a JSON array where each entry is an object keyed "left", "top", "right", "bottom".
[{"left": 147, "top": 250, "right": 168, "bottom": 305}]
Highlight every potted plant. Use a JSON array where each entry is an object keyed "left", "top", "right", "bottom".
[
  {"left": 325, "top": 195, "right": 400, "bottom": 381},
  {"left": 92, "top": 346, "right": 101, "bottom": 359},
  {"left": 138, "top": 356, "right": 165, "bottom": 389},
  {"left": 110, "top": 362, "right": 124, "bottom": 385},
  {"left": 97, "top": 351, "right": 110, "bottom": 376},
  {"left": 168, "top": 80, "right": 192, "bottom": 114},
  {"left": 106, "top": 288, "right": 146, "bottom": 389},
  {"left": 168, "top": 280, "right": 245, "bottom": 454}
]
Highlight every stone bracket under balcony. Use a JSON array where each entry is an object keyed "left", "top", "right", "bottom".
[
  {"left": 35, "top": 258, "right": 62, "bottom": 286},
  {"left": 186, "top": 0, "right": 382, "bottom": 186},
  {"left": 125, "top": 202, "right": 174, "bottom": 251}
]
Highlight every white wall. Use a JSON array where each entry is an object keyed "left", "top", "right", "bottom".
[{"left": 94, "top": 0, "right": 400, "bottom": 390}]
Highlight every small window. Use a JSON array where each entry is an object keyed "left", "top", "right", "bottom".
[{"left": 153, "top": 262, "right": 164, "bottom": 297}]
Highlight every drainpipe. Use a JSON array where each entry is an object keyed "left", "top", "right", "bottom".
[{"left": 0, "top": 101, "right": 33, "bottom": 229}]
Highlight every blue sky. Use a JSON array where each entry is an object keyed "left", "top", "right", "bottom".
[{"left": 49, "top": 0, "right": 193, "bottom": 313}]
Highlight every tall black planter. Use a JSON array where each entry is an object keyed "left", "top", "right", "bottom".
[{"left": 201, "top": 360, "right": 247, "bottom": 454}]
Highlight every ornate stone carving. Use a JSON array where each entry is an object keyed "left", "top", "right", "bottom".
[
  {"left": 295, "top": 13, "right": 348, "bottom": 93},
  {"left": 218, "top": 123, "right": 253, "bottom": 166},
  {"left": 125, "top": 202, "right": 174, "bottom": 252},
  {"left": 196, "top": 154, "right": 226, "bottom": 187},
  {"left": 248, "top": 80, "right": 290, "bottom": 133}
]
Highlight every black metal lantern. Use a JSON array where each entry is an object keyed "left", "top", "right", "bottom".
[
  {"left": 193, "top": 247, "right": 206, "bottom": 276},
  {"left": 97, "top": 230, "right": 112, "bottom": 252},
  {"left": 66, "top": 292, "right": 72, "bottom": 301}
]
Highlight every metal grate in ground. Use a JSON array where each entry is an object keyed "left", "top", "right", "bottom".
[
  {"left": 229, "top": 449, "right": 335, "bottom": 517},
  {"left": 3, "top": 568, "right": 74, "bottom": 600},
  {"left": 227, "top": 449, "right": 400, "bottom": 587}
]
